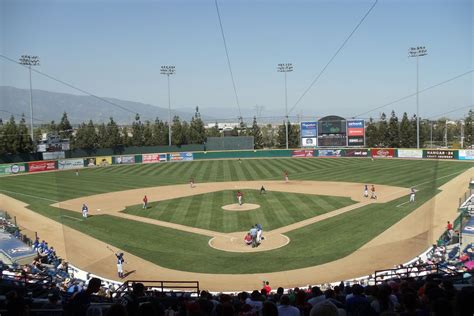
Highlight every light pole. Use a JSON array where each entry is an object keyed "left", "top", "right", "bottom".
[
  {"left": 160, "top": 65, "right": 175, "bottom": 147},
  {"left": 19, "top": 55, "right": 40, "bottom": 144},
  {"left": 408, "top": 46, "right": 428, "bottom": 149},
  {"left": 277, "top": 63, "right": 293, "bottom": 149}
]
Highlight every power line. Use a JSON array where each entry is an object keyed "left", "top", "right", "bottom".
[
  {"left": 288, "top": 0, "right": 378, "bottom": 115},
  {"left": 0, "top": 54, "right": 139, "bottom": 116},
  {"left": 425, "top": 104, "right": 472, "bottom": 120},
  {"left": 214, "top": 0, "right": 242, "bottom": 120},
  {"left": 353, "top": 70, "right": 473, "bottom": 118}
]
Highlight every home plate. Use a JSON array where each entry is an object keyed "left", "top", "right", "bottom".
[{"left": 97, "top": 209, "right": 101, "bottom": 211}]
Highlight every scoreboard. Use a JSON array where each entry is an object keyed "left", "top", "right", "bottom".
[{"left": 301, "top": 116, "right": 365, "bottom": 147}]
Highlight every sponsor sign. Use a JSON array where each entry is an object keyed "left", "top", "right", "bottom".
[
  {"left": 346, "top": 120, "right": 365, "bottom": 147},
  {"left": 43, "top": 151, "right": 65, "bottom": 160},
  {"left": 0, "top": 163, "right": 26, "bottom": 176},
  {"left": 0, "top": 232, "right": 37, "bottom": 260},
  {"left": 85, "top": 158, "right": 96, "bottom": 167},
  {"left": 397, "top": 149, "right": 423, "bottom": 159},
  {"left": 300, "top": 121, "right": 318, "bottom": 137},
  {"left": 28, "top": 161, "right": 57, "bottom": 173},
  {"left": 302, "top": 137, "right": 317, "bottom": 147},
  {"left": 423, "top": 150, "right": 456, "bottom": 160},
  {"left": 95, "top": 156, "right": 112, "bottom": 167},
  {"left": 169, "top": 152, "right": 194, "bottom": 161},
  {"left": 371, "top": 148, "right": 395, "bottom": 158},
  {"left": 345, "top": 149, "right": 369, "bottom": 157},
  {"left": 318, "top": 149, "right": 342, "bottom": 157},
  {"left": 459, "top": 150, "right": 474, "bottom": 160},
  {"left": 58, "top": 159, "right": 84, "bottom": 170},
  {"left": 114, "top": 155, "right": 136, "bottom": 164},
  {"left": 292, "top": 150, "right": 315, "bottom": 158},
  {"left": 143, "top": 153, "right": 167, "bottom": 164}
]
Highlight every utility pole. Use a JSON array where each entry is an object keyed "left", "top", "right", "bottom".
[
  {"left": 160, "top": 65, "right": 176, "bottom": 146},
  {"left": 19, "top": 55, "right": 40, "bottom": 145}
]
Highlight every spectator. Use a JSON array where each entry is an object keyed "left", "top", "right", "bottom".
[
  {"left": 345, "top": 284, "right": 374, "bottom": 316},
  {"left": 106, "top": 303, "right": 129, "bottom": 316},
  {"left": 262, "top": 281, "right": 272, "bottom": 294},
  {"left": 262, "top": 301, "right": 278, "bottom": 316},
  {"left": 308, "top": 286, "right": 325, "bottom": 306},
  {"left": 245, "top": 290, "right": 263, "bottom": 315},
  {"left": 277, "top": 295, "right": 300, "bottom": 316},
  {"left": 65, "top": 277, "right": 102, "bottom": 316},
  {"left": 309, "top": 301, "right": 340, "bottom": 316},
  {"left": 119, "top": 282, "right": 145, "bottom": 316}
]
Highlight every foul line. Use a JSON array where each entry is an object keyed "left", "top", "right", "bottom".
[
  {"left": 60, "top": 215, "right": 83, "bottom": 222},
  {"left": 0, "top": 188, "right": 60, "bottom": 203},
  {"left": 396, "top": 201, "right": 410, "bottom": 208}
]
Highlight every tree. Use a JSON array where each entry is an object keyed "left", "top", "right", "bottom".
[
  {"left": 17, "top": 115, "right": 33, "bottom": 152},
  {"left": 131, "top": 114, "right": 144, "bottom": 146},
  {"left": 261, "top": 124, "right": 276, "bottom": 148},
  {"left": 365, "top": 118, "right": 378, "bottom": 147},
  {"left": 143, "top": 121, "right": 154, "bottom": 146},
  {"left": 2, "top": 116, "right": 19, "bottom": 154},
  {"left": 378, "top": 113, "right": 389, "bottom": 147},
  {"left": 189, "top": 107, "right": 206, "bottom": 144},
  {"left": 276, "top": 121, "right": 286, "bottom": 148},
  {"left": 399, "top": 112, "right": 412, "bottom": 148},
  {"left": 387, "top": 110, "right": 400, "bottom": 147},
  {"left": 464, "top": 110, "right": 473, "bottom": 147},
  {"left": 289, "top": 122, "right": 300, "bottom": 148},
  {"left": 73, "top": 120, "right": 98, "bottom": 149},
  {"left": 46, "top": 120, "right": 58, "bottom": 134},
  {"left": 171, "top": 116, "right": 187, "bottom": 146},
  {"left": 105, "top": 117, "right": 122, "bottom": 147},
  {"left": 205, "top": 122, "right": 220, "bottom": 138},
  {"left": 249, "top": 116, "right": 264, "bottom": 149},
  {"left": 97, "top": 123, "right": 108, "bottom": 148},
  {"left": 58, "top": 112, "right": 73, "bottom": 139}
]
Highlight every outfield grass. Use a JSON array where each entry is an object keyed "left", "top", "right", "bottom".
[
  {"left": 0, "top": 158, "right": 471, "bottom": 273},
  {"left": 122, "top": 190, "right": 356, "bottom": 233}
]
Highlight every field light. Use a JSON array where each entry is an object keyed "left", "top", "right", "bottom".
[
  {"left": 408, "top": 46, "right": 428, "bottom": 149},
  {"left": 19, "top": 55, "right": 40, "bottom": 145},
  {"left": 160, "top": 65, "right": 176, "bottom": 146},
  {"left": 277, "top": 63, "right": 293, "bottom": 149}
]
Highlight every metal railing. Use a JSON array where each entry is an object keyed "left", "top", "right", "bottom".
[{"left": 113, "top": 280, "right": 200, "bottom": 297}]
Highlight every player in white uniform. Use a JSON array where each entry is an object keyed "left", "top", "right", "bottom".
[
  {"left": 409, "top": 188, "right": 416, "bottom": 202},
  {"left": 82, "top": 204, "right": 88, "bottom": 218},
  {"left": 116, "top": 252, "right": 125, "bottom": 278},
  {"left": 364, "top": 185, "right": 368, "bottom": 198}
]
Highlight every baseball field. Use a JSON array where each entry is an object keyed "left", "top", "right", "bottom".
[{"left": 0, "top": 157, "right": 472, "bottom": 291}]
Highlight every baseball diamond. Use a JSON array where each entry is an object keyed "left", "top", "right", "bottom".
[{"left": 0, "top": 157, "right": 472, "bottom": 291}]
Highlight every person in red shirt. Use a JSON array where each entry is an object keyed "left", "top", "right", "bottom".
[
  {"left": 447, "top": 221, "right": 453, "bottom": 231},
  {"left": 143, "top": 195, "right": 148, "bottom": 209},
  {"left": 262, "top": 281, "right": 271, "bottom": 294},
  {"left": 244, "top": 233, "right": 252, "bottom": 245}
]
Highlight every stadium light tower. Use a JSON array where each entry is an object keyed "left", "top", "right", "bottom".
[
  {"left": 160, "top": 65, "right": 176, "bottom": 147},
  {"left": 408, "top": 46, "right": 428, "bottom": 149},
  {"left": 19, "top": 55, "right": 40, "bottom": 144},
  {"left": 277, "top": 63, "right": 293, "bottom": 149}
]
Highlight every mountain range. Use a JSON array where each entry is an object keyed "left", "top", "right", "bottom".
[{"left": 0, "top": 86, "right": 211, "bottom": 125}]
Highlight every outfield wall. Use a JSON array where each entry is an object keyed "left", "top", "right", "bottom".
[{"left": 0, "top": 148, "right": 472, "bottom": 176}]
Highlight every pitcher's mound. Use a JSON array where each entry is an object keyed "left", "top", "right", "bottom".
[
  {"left": 209, "top": 232, "right": 290, "bottom": 252},
  {"left": 222, "top": 203, "right": 260, "bottom": 211}
]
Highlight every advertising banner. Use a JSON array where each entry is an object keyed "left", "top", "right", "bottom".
[
  {"left": 300, "top": 122, "right": 318, "bottom": 147},
  {"left": 0, "top": 163, "right": 26, "bottom": 176},
  {"left": 292, "top": 150, "right": 315, "bottom": 158},
  {"left": 344, "top": 149, "right": 369, "bottom": 157},
  {"left": 169, "top": 152, "right": 194, "bottom": 161},
  {"left": 318, "top": 149, "right": 343, "bottom": 157},
  {"left": 423, "top": 150, "right": 456, "bottom": 160},
  {"left": 58, "top": 159, "right": 84, "bottom": 170},
  {"left": 459, "top": 150, "right": 474, "bottom": 160},
  {"left": 42, "top": 152, "right": 65, "bottom": 160},
  {"left": 142, "top": 153, "right": 167, "bottom": 164},
  {"left": 371, "top": 148, "right": 395, "bottom": 158},
  {"left": 301, "top": 137, "right": 317, "bottom": 147},
  {"left": 114, "top": 155, "right": 136, "bottom": 164},
  {"left": 397, "top": 149, "right": 423, "bottom": 159},
  {"left": 28, "top": 161, "right": 57, "bottom": 173},
  {"left": 95, "top": 156, "right": 112, "bottom": 167},
  {"left": 346, "top": 120, "right": 365, "bottom": 147},
  {"left": 85, "top": 158, "right": 96, "bottom": 167}
]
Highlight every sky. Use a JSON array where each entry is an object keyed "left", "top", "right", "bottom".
[{"left": 0, "top": 0, "right": 472, "bottom": 122}]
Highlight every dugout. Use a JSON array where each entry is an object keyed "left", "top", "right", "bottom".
[{"left": 0, "top": 231, "right": 37, "bottom": 265}]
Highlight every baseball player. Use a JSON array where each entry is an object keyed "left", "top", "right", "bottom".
[
  {"left": 190, "top": 177, "right": 195, "bottom": 188},
  {"left": 82, "top": 203, "right": 88, "bottom": 219},
  {"left": 370, "top": 185, "right": 377, "bottom": 200},
  {"left": 256, "top": 223, "right": 263, "bottom": 244},
  {"left": 409, "top": 188, "right": 416, "bottom": 202},
  {"left": 142, "top": 195, "right": 148, "bottom": 209},
  {"left": 75, "top": 169, "right": 79, "bottom": 176},
  {"left": 364, "top": 184, "right": 368, "bottom": 198},
  {"left": 115, "top": 252, "right": 125, "bottom": 278},
  {"left": 284, "top": 170, "right": 289, "bottom": 183},
  {"left": 237, "top": 191, "right": 243, "bottom": 206},
  {"left": 260, "top": 185, "right": 266, "bottom": 194}
]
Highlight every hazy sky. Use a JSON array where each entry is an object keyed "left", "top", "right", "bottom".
[{"left": 1, "top": 0, "right": 472, "bottom": 121}]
